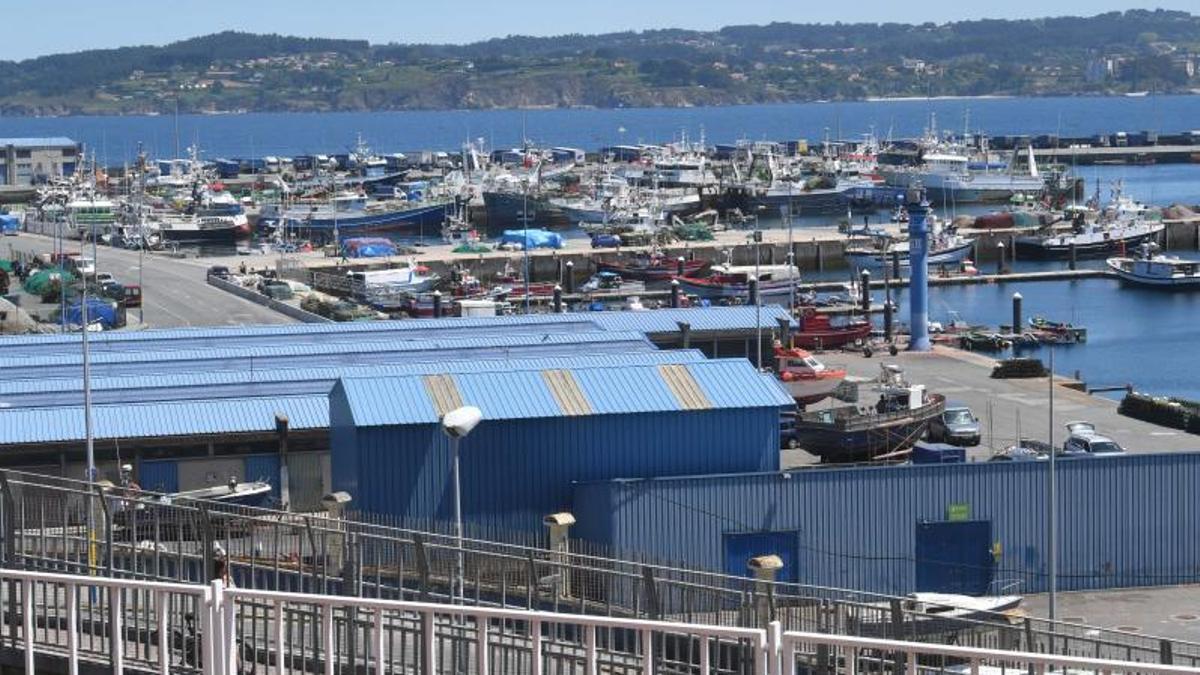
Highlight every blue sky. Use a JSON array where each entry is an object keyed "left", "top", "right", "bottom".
[{"left": 1, "top": 1, "right": 1195, "bottom": 60}]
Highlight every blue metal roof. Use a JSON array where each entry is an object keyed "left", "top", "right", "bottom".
[
  {"left": 337, "top": 359, "right": 794, "bottom": 427},
  {"left": 0, "top": 395, "right": 326, "bottom": 445},
  {"left": 0, "top": 350, "right": 707, "bottom": 408},
  {"left": 0, "top": 331, "right": 652, "bottom": 379},
  {"left": 0, "top": 307, "right": 795, "bottom": 358},
  {"left": 0, "top": 137, "right": 77, "bottom": 148}
]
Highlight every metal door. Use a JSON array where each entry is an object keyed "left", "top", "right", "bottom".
[
  {"left": 137, "top": 460, "right": 179, "bottom": 494},
  {"left": 914, "top": 520, "right": 993, "bottom": 595},
  {"left": 723, "top": 531, "right": 799, "bottom": 583}
]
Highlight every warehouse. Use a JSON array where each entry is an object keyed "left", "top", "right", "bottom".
[
  {"left": 571, "top": 453, "right": 1200, "bottom": 596},
  {"left": 330, "top": 359, "right": 794, "bottom": 534},
  {"left": 0, "top": 306, "right": 793, "bottom": 360},
  {"left": 0, "top": 137, "right": 80, "bottom": 186}
]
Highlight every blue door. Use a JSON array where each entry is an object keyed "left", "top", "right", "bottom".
[
  {"left": 914, "top": 520, "right": 993, "bottom": 595},
  {"left": 723, "top": 531, "right": 799, "bottom": 583},
  {"left": 137, "top": 460, "right": 179, "bottom": 494},
  {"left": 244, "top": 455, "right": 282, "bottom": 499}
]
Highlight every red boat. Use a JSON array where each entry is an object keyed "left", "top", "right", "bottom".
[
  {"left": 596, "top": 254, "right": 709, "bottom": 281},
  {"left": 774, "top": 343, "right": 846, "bottom": 405},
  {"left": 792, "top": 309, "right": 871, "bottom": 350}
]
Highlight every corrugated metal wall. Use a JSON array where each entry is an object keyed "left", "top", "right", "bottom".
[
  {"left": 340, "top": 407, "right": 781, "bottom": 534},
  {"left": 244, "top": 455, "right": 281, "bottom": 499},
  {"left": 572, "top": 453, "right": 1200, "bottom": 596}
]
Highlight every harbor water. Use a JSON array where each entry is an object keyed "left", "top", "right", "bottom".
[{"left": 3, "top": 94, "right": 1200, "bottom": 160}]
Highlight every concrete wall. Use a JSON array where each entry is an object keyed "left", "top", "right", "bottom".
[{"left": 206, "top": 276, "right": 331, "bottom": 323}]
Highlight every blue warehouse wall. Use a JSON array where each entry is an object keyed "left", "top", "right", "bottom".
[
  {"left": 341, "top": 407, "right": 781, "bottom": 534},
  {"left": 572, "top": 453, "right": 1200, "bottom": 596}
]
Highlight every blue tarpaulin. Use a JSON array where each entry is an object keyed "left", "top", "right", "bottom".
[
  {"left": 65, "top": 298, "right": 117, "bottom": 329},
  {"left": 500, "top": 229, "right": 563, "bottom": 250},
  {"left": 342, "top": 237, "right": 398, "bottom": 258}
]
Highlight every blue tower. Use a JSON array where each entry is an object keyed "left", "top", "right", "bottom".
[{"left": 906, "top": 189, "right": 931, "bottom": 351}]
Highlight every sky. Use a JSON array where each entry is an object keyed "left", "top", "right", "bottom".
[{"left": 1, "top": 1, "right": 1195, "bottom": 61}]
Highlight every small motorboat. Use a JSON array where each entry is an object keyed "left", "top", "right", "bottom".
[
  {"left": 792, "top": 309, "right": 871, "bottom": 350},
  {"left": 580, "top": 271, "right": 647, "bottom": 295},
  {"left": 1027, "top": 316, "right": 1087, "bottom": 343},
  {"left": 674, "top": 264, "right": 800, "bottom": 301},
  {"left": 164, "top": 479, "right": 274, "bottom": 507},
  {"left": 774, "top": 342, "right": 846, "bottom": 405}
]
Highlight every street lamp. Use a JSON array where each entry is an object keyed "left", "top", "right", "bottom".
[{"left": 441, "top": 405, "right": 483, "bottom": 604}]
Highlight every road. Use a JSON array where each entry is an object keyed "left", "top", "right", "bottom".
[{"left": 3, "top": 234, "right": 294, "bottom": 328}]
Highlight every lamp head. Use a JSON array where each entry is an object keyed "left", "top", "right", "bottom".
[{"left": 441, "top": 406, "right": 483, "bottom": 439}]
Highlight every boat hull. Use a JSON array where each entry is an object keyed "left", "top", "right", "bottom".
[
  {"left": 675, "top": 277, "right": 797, "bottom": 300},
  {"left": 846, "top": 240, "right": 975, "bottom": 270},
  {"left": 265, "top": 202, "right": 451, "bottom": 237},
  {"left": 596, "top": 259, "right": 710, "bottom": 282},
  {"left": 791, "top": 323, "right": 872, "bottom": 350},
  {"left": 1016, "top": 229, "right": 1162, "bottom": 260},
  {"left": 1108, "top": 258, "right": 1200, "bottom": 288}
]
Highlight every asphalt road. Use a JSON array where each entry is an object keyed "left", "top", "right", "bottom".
[{"left": 3, "top": 234, "right": 294, "bottom": 328}]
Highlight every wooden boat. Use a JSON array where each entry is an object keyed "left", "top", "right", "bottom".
[
  {"left": 774, "top": 343, "right": 846, "bottom": 405},
  {"left": 792, "top": 309, "right": 871, "bottom": 350},
  {"left": 596, "top": 254, "right": 709, "bottom": 281},
  {"left": 674, "top": 264, "right": 800, "bottom": 300},
  {"left": 1027, "top": 316, "right": 1087, "bottom": 343}
]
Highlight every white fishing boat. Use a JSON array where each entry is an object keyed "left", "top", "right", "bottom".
[{"left": 1108, "top": 245, "right": 1200, "bottom": 288}]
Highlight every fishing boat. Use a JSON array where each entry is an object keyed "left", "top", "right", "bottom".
[
  {"left": 259, "top": 190, "right": 453, "bottom": 239},
  {"left": 790, "top": 364, "right": 945, "bottom": 463},
  {"left": 348, "top": 263, "right": 441, "bottom": 308},
  {"left": 1108, "top": 245, "right": 1200, "bottom": 288},
  {"left": 596, "top": 253, "right": 709, "bottom": 282},
  {"left": 792, "top": 309, "right": 871, "bottom": 350},
  {"left": 845, "top": 217, "right": 975, "bottom": 270},
  {"left": 154, "top": 212, "right": 244, "bottom": 242},
  {"left": 674, "top": 264, "right": 800, "bottom": 301},
  {"left": 580, "top": 271, "right": 647, "bottom": 295},
  {"left": 774, "top": 343, "right": 846, "bottom": 405}
]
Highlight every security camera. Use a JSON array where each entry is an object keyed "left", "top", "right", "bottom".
[{"left": 441, "top": 406, "right": 483, "bottom": 439}]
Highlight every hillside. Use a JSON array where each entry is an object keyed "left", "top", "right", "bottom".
[{"left": 1, "top": 10, "right": 1198, "bottom": 115}]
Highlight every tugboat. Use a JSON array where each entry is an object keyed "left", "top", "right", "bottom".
[
  {"left": 790, "top": 364, "right": 946, "bottom": 463},
  {"left": 774, "top": 342, "right": 846, "bottom": 405}
]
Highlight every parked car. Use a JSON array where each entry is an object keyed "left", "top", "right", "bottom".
[
  {"left": 780, "top": 415, "right": 799, "bottom": 450},
  {"left": 95, "top": 272, "right": 115, "bottom": 284},
  {"left": 926, "top": 403, "right": 981, "bottom": 446},
  {"left": 74, "top": 257, "right": 96, "bottom": 278},
  {"left": 207, "top": 265, "right": 231, "bottom": 280},
  {"left": 123, "top": 284, "right": 142, "bottom": 308},
  {"left": 1062, "top": 421, "right": 1126, "bottom": 456}
]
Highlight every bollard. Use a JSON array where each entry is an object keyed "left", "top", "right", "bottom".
[
  {"left": 884, "top": 300, "right": 894, "bottom": 341},
  {"left": 553, "top": 285, "right": 563, "bottom": 313},
  {"left": 860, "top": 270, "right": 871, "bottom": 314},
  {"left": 1012, "top": 292, "right": 1022, "bottom": 335},
  {"left": 997, "top": 242, "right": 1007, "bottom": 275},
  {"left": 748, "top": 278, "right": 759, "bottom": 306},
  {"left": 564, "top": 261, "right": 575, "bottom": 294},
  {"left": 891, "top": 249, "right": 901, "bottom": 279},
  {"left": 432, "top": 290, "right": 442, "bottom": 318},
  {"left": 670, "top": 279, "right": 680, "bottom": 308},
  {"left": 1069, "top": 242, "right": 1077, "bottom": 271},
  {"left": 677, "top": 256, "right": 686, "bottom": 277}
]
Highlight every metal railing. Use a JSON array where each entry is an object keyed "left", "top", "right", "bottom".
[
  {"left": 0, "top": 568, "right": 1195, "bottom": 675},
  {"left": 1, "top": 469, "right": 1197, "bottom": 668}
]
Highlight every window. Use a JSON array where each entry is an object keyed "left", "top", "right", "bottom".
[
  {"left": 15, "top": 150, "right": 30, "bottom": 159},
  {"left": 61, "top": 148, "right": 76, "bottom": 157}
]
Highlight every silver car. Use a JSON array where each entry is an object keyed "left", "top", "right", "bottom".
[{"left": 927, "top": 403, "right": 981, "bottom": 447}]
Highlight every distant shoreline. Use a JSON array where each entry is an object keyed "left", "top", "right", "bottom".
[{"left": 4, "top": 92, "right": 1197, "bottom": 120}]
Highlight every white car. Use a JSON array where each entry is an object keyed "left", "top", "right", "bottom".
[{"left": 1062, "top": 421, "right": 1126, "bottom": 456}]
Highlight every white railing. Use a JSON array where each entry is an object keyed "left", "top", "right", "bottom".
[{"left": 1, "top": 567, "right": 1196, "bottom": 675}]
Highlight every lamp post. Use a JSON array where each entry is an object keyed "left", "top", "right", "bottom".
[{"left": 441, "top": 406, "right": 482, "bottom": 605}]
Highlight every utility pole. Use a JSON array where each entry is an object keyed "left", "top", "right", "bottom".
[{"left": 1048, "top": 347, "right": 1058, "bottom": 623}]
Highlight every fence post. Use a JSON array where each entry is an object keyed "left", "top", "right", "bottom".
[
  {"left": 0, "top": 472, "right": 14, "bottom": 566},
  {"left": 22, "top": 578, "right": 33, "bottom": 674},
  {"left": 413, "top": 534, "right": 430, "bottom": 601},
  {"left": 111, "top": 584, "right": 125, "bottom": 675},
  {"left": 421, "top": 609, "right": 437, "bottom": 675},
  {"left": 767, "top": 621, "right": 783, "bottom": 675},
  {"left": 68, "top": 583, "right": 79, "bottom": 675},
  {"left": 1160, "top": 638, "right": 1174, "bottom": 665},
  {"left": 640, "top": 566, "right": 661, "bottom": 620}
]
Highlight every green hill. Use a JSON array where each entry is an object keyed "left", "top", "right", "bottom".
[{"left": 1, "top": 10, "right": 1197, "bottom": 115}]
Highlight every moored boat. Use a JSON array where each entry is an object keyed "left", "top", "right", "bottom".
[
  {"left": 792, "top": 309, "right": 871, "bottom": 350},
  {"left": 674, "top": 263, "right": 800, "bottom": 300},
  {"left": 1108, "top": 246, "right": 1200, "bottom": 288},
  {"left": 596, "top": 253, "right": 709, "bottom": 282}
]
